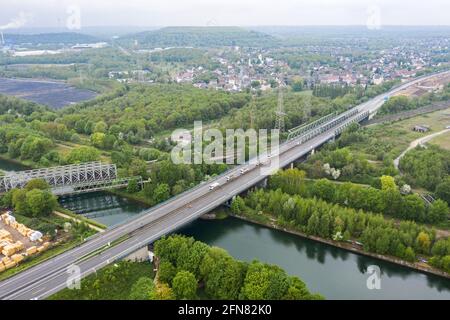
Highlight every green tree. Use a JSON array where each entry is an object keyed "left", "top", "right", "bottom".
[
  {"left": 153, "top": 183, "right": 170, "bottom": 203},
  {"left": 240, "top": 261, "right": 289, "bottom": 300},
  {"left": 127, "top": 179, "right": 140, "bottom": 193},
  {"left": 94, "top": 121, "right": 108, "bottom": 133},
  {"left": 231, "top": 196, "right": 245, "bottom": 214},
  {"left": 312, "top": 179, "right": 336, "bottom": 202},
  {"left": 128, "top": 158, "right": 148, "bottom": 178},
  {"left": 435, "top": 178, "right": 450, "bottom": 204},
  {"left": 129, "top": 277, "right": 155, "bottom": 300},
  {"left": 25, "top": 178, "right": 50, "bottom": 191},
  {"left": 416, "top": 232, "right": 431, "bottom": 254},
  {"left": 90, "top": 132, "right": 106, "bottom": 149},
  {"left": 12, "top": 189, "right": 28, "bottom": 214},
  {"left": 25, "top": 189, "right": 58, "bottom": 217},
  {"left": 152, "top": 283, "right": 175, "bottom": 300},
  {"left": 380, "top": 175, "right": 397, "bottom": 191},
  {"left": 158, "top": 260, "right": 177, "bottom": 285},
  {"left": 172, "top": 271, "right": 198, "bottom": 300},
  {"left": 428, "top": 199, "right": 449, "bottom": 223},
  {"left": 66, "top": 146, "right": 100, "bottom": 164},
  {"left": 404, "top": 247, "right": 416, "bottom": 262},
  {"left": 291, "top": 79, "right": 303, "bottom": 92},
  {"left": 282, "top": 277, "right": 322, "bottom": 300},
  {"left": 200, "top": 247, "right": 246, "bottom": 300}
]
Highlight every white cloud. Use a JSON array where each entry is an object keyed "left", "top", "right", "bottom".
[{"left": 0, "top": 0, "right": 449, "bottom": 27}]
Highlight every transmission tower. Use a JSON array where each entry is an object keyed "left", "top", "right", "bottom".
[
  {"left": 275, "top": 86, "right": 286, "bottom": 132},
  {"left": 249, "top": 94, "right": 256, "bottom": 129}
]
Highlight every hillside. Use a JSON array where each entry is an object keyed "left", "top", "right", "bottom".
[{"left": 119, "top": 26, "right": 279, "bottom": 48}]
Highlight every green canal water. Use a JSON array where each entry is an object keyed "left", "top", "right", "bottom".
[
  {"left": 1, "top": 158, "right": 450, "bottom": 299},
  {"left": 0, "top": 157, "right": 29, "bottom": 172}
]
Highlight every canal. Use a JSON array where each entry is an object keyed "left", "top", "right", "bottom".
[
  {"left": 59, "top": 192, "right": 148, "bottom": 226},
  {"left": 0, "top": 157, "right": 29, "bottom": 172},
  {"left": 1, "top": 157, "right": 450, "bottom": 299}
]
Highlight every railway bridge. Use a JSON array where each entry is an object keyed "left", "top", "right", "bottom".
[{"left": 0, "top": 161, "right": 142, "bottom": 196}]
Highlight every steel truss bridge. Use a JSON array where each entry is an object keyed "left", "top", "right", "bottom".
[{"left": 0, "top": 161, "right": 142, "bottom": 196}]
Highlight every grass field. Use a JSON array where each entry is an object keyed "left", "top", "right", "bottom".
[
  {"left": 429, "top": 131, "right": 450, "bottom": 150},
  {"left": 353, "top": 107, "right": 450, "bottom": 160}
]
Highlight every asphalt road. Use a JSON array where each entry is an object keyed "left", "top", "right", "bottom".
[{"left": 0, "top": 70, "right": 448, "bottom": 300}]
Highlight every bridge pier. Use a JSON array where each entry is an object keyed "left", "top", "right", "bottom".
[
  {"left": 124, "top": 245, "right": 153, "bottom": 262},
  {"left": 257, "top": 178, "right": 268, "bottom": 188}
]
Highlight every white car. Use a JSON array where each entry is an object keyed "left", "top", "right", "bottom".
[{"left": 209, "top": 182, "right": 220, "bottom": 190}]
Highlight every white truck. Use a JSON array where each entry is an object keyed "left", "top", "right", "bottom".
[{"left": 209, "top": 182, "right": 220, "bottom": 190}]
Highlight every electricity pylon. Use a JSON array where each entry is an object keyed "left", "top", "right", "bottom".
[{"left": 275, "top": 86, "right": 286, "bottom": 132}]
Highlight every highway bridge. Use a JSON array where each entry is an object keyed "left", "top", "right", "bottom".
[{"left": 0, "top": 70, "right": 449, "bottom": 300}]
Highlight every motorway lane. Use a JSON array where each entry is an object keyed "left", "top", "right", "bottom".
[{"left": 1, "top": 70, "right": 449, "bottom": 300}]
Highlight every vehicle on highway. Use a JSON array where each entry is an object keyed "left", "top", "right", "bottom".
[
  {"left": 209, "top": 182, "right": 220, "bottom": 190},
  {"left": 240, "top": 168, "right": 249, "bottom": 174}
]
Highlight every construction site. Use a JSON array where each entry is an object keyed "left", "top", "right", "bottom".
[
  {"left": 394, "top": 72, "right": 450, "bottom": 98},
  {"left": 0, "top": 211, "right": 50, "bottom": 273}
]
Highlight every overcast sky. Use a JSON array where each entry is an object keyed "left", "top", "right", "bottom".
[{"left": 1, "top": 0, "right": 449, "bottom": 30}]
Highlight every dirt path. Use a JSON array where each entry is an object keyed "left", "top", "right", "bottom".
[
  {"left": 394, "top": 128, "right": 450, "bottom": 170},
  {"left": 54, "top": 211, "right": 105, "bottom": 233}
]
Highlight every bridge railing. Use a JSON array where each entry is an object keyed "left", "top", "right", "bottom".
[{"left": 287, "top": 112, "right": 337, "bottom": 140}]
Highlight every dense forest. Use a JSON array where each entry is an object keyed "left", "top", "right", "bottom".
[
  {"left": 399, "top": 145, "right": 450, "bottom": 193},
  {"left": 268, "top": 169, "right": 449, "bottom": 224},
  {"left": 60, "top": 84, "right": 250, "bottom": 139},
  {"left": 119, "top": 27, "right": 280, "bottom": 48}
]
